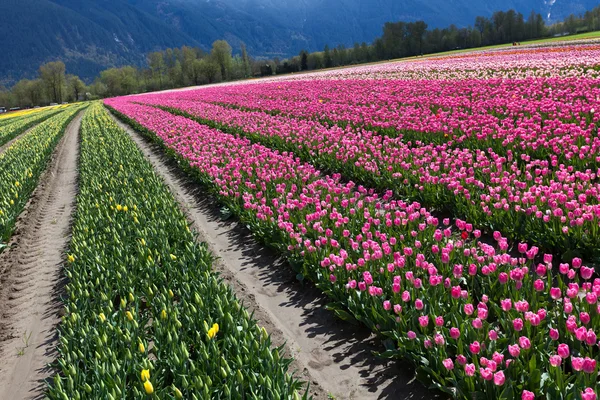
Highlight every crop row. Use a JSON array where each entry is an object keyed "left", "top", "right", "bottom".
[
  {"left": 131, "top": 95, "right": 600, "bottom": 264},
  {"left": 107, "top": 98, "right": 600, "bottom": 399},
  {"left": 0, "top": 107, "right": 64, "bottom": 147},
  {"left": 48, "top": 103, "right": 305, "bottom": 400},
  {"left": 0, "top": 105, "right": 82, "bottom": 246}
]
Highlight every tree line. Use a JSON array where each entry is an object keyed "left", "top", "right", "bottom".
[
  {"left": 272, "top": 6, "right": 600, "bottom": 74},
  {"left": 1, "top": 6, "right": 599, "bottom": 109}
]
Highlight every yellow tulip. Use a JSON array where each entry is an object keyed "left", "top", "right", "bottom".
[
  {"left": 169, "top": 254, "right": 177, "bottom": 261},
  {"left": 67, "top": 254, "right": 75, "bottom": 263},
  {"left": 98, "top": 313, "right": 106, "bottom": 322},
  {"left": 207, "top": 323, "right": 219, "bottom": 339},
  {"left": 173, "top": 386, "right": 183, "bottom": 399},
  {"left": 14, "top": 181, "right": 19, "bottom": 187},
  {"left": 125, "top": 311, "right": 134, "bottom": 321},
  {"left": 116, "top": 204, "right": 122, "bottom": 211},
  {"left": 161, "top": 309, "right": 167, "bottom": 320},
  {"left": 143, "top": 380, "right": 154, "bottom": 395},
  {"left": 138, "top": 341, "right": 145, "bottom": 353},
  {"left": 140, "top": 369, "right": 150, "bottom": 382}
]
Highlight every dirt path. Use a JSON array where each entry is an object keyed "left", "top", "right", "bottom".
[
  {"left": 111, "top": 114, "right": 435, "bottom": 400},
  {"left": 0, "top": 112, "right": 82, "bottom": 400}
]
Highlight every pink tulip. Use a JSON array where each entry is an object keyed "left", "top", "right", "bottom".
[
  {"left": 582, "top": 388, "right": 597, "bottom": 400},
  {"left": 493, "top": 371, "right": 505, "bottom": 386},
  {"left": 442, "top": 358, "right": 454, "bottom": 370}
]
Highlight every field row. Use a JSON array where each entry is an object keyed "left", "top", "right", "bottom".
[{"left": 106, "top": 97, "right": 598, "bottom": 399}]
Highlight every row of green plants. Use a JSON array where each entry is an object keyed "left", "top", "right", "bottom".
[
  {"left": 0, "top": 105, "right": 83, "bottom": 247},
  {"left": 48, "top": 103, "right": 306, "bottom": 400},
  {"left": 0, "top": 107, "right": 64, "bottom": 147}
]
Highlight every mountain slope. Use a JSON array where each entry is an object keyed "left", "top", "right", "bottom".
[
  {"left": 0, "top": 0, "right": 597, "bottom": 85},
  {"left": 0, "top": 0, "right": 200, "bottom": 86}
]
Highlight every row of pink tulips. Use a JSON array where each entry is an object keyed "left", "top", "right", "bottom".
[{"left": 107, "top": 98, "right": 600, "bottom": 399}]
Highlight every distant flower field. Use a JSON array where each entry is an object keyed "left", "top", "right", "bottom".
[{"left": 103, "top": 41, "right": 600, "bottom": 399}]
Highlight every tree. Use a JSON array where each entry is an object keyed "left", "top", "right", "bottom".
[
  {"left": 99, "top": 66, "right": 138, "bottom": 97},
  {"left": 39, "top": 61, "right": 66, "bottom": 103},
  {"left": 300, "top": 50, "right": 308, "bottom": 71},
  {"left": 188, "top": 59, "right": 204, "bottom": 86},
  {"left": 182, "top": 46, "right": 201, "bottom": 85},
  {"left": 66, "top": 74, "right": 86, "bottom": 102},
  {"left": 12, "top": 80, "right": 32, "bottom": 107},
  {"left": 241, "top": 43, "right": 252, "bottom": 78},
  {"left": 198, "top": 59, "right": 221, "bottom": 84},
  {"left": 211, "top": 40, "right": 233, "bottom": 81},
  {"left": 409, "top": 21, "right": 428, "bottom": 55},
  {"left": 307, "top": 53, "right": 323, "bottom": 70},
  {"left": 148, "top": 52, "right": 166, "bottom": 89},
  {"left": 323, "top": 45, "right": 333, "bottom": 68}
]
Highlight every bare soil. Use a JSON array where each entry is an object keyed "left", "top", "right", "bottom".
[
  {"left": 111, "top": 114, "right": 435, "bottom": 400},
  {"left": 0, "top": 112, "right": 82, "bottom": 400}
]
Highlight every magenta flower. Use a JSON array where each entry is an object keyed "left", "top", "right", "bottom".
[
  {"left": 450, "top": 327, "right": 460, "bottom": 340},
  {"left": 557, "top": 344, "right": 570, "bottom": 359},
  {"left": 582, "top": 358, "right": 597, "bottom": 374},
  {"left": 508, "top": 344, "right": 520, "bottom": 357},
  {"left": 522, "top": 390, "right": 535, "bottom": 400},
  {"left": 442, "top": 358, "right": 454, "bottom": 370},
  {"left": 493, "top": 371, "right": 505, "bottom": 386},
  {"left": 464, "top": 363, "right": 475, "bottom": 376},
  {"left": 513, "top": 318, "right": 524, "bottom": 332},
  {"left": 549, "top": 355, "right": 562, "bottom": 367},
  {"left": 519, "top": 336, "right": 531, "bottom": 350},
  {"left": 415, "top": 299, "right": 424, "bottom": 310},
  {"left": 582, "top": 388, "right": 597, "bottom": 400},
  {"left": 469, "top": 341, "right": 481, "bottom": 354},
  {"left": 572, "top": 356, "right": 584, "bottom": 371}
]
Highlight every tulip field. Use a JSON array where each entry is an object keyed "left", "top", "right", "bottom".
[
  {"left": 97, "top": 41, "right": 600, "bottom": 399},
  {"left": 2, "top": 40, "right": 600, "bottom": 400}
]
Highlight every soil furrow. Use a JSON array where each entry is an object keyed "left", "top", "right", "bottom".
[
  {"left": 110, "top": 113, "right": 433, "bottom": 400},
  {"left": 0, "top": 112, "right": 82, "bottom": 400}
]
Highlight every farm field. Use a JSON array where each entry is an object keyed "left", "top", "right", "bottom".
[{"left": 1, "top": 39, "right": 600, "bottom": 399}]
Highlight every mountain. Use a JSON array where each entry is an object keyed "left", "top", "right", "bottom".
[
  {"left": 0, "top": 0, "right": 597, "bottom": 85},
  {"left": 0, "top": 0, "right": 200, "bottom": 86}
]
